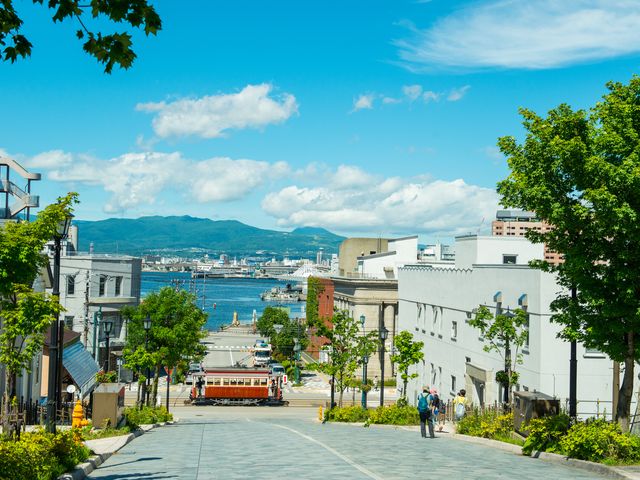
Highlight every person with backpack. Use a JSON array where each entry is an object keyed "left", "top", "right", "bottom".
[
  {"left": 453, "top": 389, "right": 467, "bottom": 421},
  {"left": 417, "top": 386, "right": 435, "bottom": 438},
  {"left": 429, "top": 388, "right": 441, "bottom": 433}
]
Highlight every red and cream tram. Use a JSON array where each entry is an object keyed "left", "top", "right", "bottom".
[{"left": 189, "top": 368, "right": 287, "bottom": 406}]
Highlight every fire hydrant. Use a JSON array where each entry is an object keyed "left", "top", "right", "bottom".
[{"left": 72, "top": 400, "right": 88, "bottom": 428}]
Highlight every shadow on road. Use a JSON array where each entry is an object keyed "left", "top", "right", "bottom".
[{"left": 96, "top": 456, "right": 163, "bottom": 469}]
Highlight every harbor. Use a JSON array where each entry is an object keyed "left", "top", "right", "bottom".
[{"left": 141, "top": 272, "right": 305, "bottom": 331}]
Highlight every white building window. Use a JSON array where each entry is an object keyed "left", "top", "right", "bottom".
[
  {"left": 438, "top": 307, "right": 443, "bottom": 337},
  {"left": 99, "top": 275, "right": 107, "bottom": 296},
  {"left": 451, "top": 375, "right": 456, "bottom": 393},
  {"left": 503, "top": 254, "right": 517, "bottom": 264},
  {"left": 115, "top": 276, "right": 123, "bottom": 296},
  {"left": 432, "top": 306, "right": 438, "bottom": 335},
  {"left": 451, "top": 320, "right": 458, "bottom": 340},
  {"left": 66, "top": 275, "right": 75, "bottom": 295}
]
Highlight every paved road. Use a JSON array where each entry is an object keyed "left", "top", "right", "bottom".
[{"left": 88, "top": 408, "right": 607, "bottom": 480}]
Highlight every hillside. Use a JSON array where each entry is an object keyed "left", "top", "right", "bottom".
[{"left": 74, "top": 216, "right": 344, "bottom": 257}]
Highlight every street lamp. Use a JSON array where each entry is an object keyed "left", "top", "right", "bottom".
[
  {"left": 103, "top": 320, "right": 113, "bottom": 372},
  {"left": 143, "top": 315, "right": 151, "bottom": 407},
  {"left": 293, "top": 338, "right": 301, "bottom": 384},
  {"left": 379, "top": 326, "right": 388, "bottom": 407},
  {"left": 46, "top": 212, "right": 72, "bottom": 433},
  {"left": 502, "top": 308, "right": 516, "bottom": 408},
  {"left": 361, "top": 354, "right": 369, "bottom": 409}
]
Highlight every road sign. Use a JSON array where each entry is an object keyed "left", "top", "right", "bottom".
[
  {"left": 282, "top": 374, "right": 288, "bottom": 385},
  {"left": 164, "top": 367, "right": 173, "bottom": 376}
]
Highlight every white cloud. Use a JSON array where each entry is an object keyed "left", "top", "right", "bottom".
[
  {"left": 402, "top": 84, "right": 423, "bottom": 101},
  {"left": 396, "top": 0, "right": 640, "bottom": 70},
  {"left": 136, "top": 84, "right": 298, "bottom": 138},
  {"left": 39, "top": 150, "right": 290, "bottom": 213},
  {"left": 262, "top": 167, "right": 498, "bottom": 236},
  {"left": 25, "top": 150, "right": 74, "bottom": 169},
  {"left": 382, "top": 97, "right": 401, "bottom": 104},
  {"left": 447, "top": 85, "right": 470, "bottom": 101},
  {"left": 352, "top": 94, "right": 375, "bottom": 112},
  {"left": 422, "top": 91, "right": 440, "bottom": 102}
]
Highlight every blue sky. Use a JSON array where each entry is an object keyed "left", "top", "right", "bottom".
[{"left": 2, "top": 0, "right": 640, "bottom": 242}]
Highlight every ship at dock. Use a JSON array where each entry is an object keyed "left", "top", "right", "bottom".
[{"left": 260, "top": 283, "right": 304, "bottom": 302}]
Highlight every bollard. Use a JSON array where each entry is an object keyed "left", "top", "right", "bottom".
[
  {"left": 318, "top": 406, "right": 323, "bottom": 421},
  {"left": 72, "top": 400, "right": 84, "bottom": 428}
]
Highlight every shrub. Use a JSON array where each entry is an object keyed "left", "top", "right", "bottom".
[
  {"left": 456, "top": 409, "right": 513, "bottom": 439},
  {"left": 559, "top": 419, "right": 640, "bottom": 463},
  {"left": 95, "top": 370, "right": 117, "bottom": 383},
  {"left": 0, "top": 430, "right": 90, "bottom": 480},
  {"left": 367, "top": 404, "right": 419, "bottom": 425},
  {"left": 124, "top": 406, "right": 173, "bottom": 430},
  {"left": 522, "top": 413, "right": 571, "bottom": 455},
  {"left": 383, "top": 378, "right": 397, "bottom": 387},
  {"left": 325, "top": 406, "right": 369, "bottom": 423}
]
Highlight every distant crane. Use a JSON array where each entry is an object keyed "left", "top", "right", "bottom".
[{"left": 477, "top": 217, "right": 486, "bottom": 235}]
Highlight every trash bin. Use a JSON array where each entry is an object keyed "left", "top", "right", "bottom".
[
  {"left": 92, "top": 383, "right": 125, "bottom": 428},
  {"left": 513, "top": 391, "right": 560, "bottom": 435}
]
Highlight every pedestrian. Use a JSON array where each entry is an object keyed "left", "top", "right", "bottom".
[
  {"left": 429, "top": 387, "right": 440, "bottom": 434},
  {"left": 373, "top": 376, "right": 379, "bottom": 392},
  {"left": 437, "top": 397, "right": 447, "bottom": 432},
  {"left": 453, "top": 389, "right": 467, "bottom": 422},
  {"left": 417, "top": 386, "right": 435, "bottom": 438}
]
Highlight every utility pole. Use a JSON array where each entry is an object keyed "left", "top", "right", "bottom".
[{"left": 569, "top": 286, "right": 578, "bottom": 419}]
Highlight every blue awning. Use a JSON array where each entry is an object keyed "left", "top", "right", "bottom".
[{"left": 62, "top": 342, "right": 100, "bottom": 398}]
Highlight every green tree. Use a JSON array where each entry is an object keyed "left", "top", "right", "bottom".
[
  {"left": 256, "top": 306, "right": 289, "bottom": 338},
  {"left": 0, "top": 0, "right": 161, "bottom": 73},
  {"left": 313, "top": 310, "right": 379, "bottom": 407},
  {"left": 497, "top": 76, "right": 640, "bottom": 430},
  {"left": 390, "top": 330, "right": 424, "bottom": 399},
  {"left": 0, "top": 193, "right": 77, "bottom": 431},
  {"left": 256, "top": 306, "right": 309, "bottom": 359},
  {"left": 469, "top": 306, "right": 529, "bottom": 406},
  {"left": 123, "top": 287, "right": 207, "bottom": 406},
  {"left": 305, "top": 277, "right": 324, "bottom": 327}
]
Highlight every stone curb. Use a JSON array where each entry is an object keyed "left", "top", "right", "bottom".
[
  {"left": 57, "top": 421, "right": 174, "bottom": 480},
  {"left": 322, "top": 422, "right": 638, "bottom": 479}
]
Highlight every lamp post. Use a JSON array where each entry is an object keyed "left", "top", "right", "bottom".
[
  {"left": 144, "top": 315, "right": 152, "bottom": 407},
  {"left": 361, "top": 354, "right": 369, "bottom": 409},
  {"left": 379, "top": 326, "right": 388, "bottom": 407},
  {"left": 293, "top": 338, "right": 301, "bottom": 384},
  {"left": 103, "top": 320, "right": 113, "bottom": 372},
  {"left": 46, "top": 212, "right": 72, "bottom": 434},
  {"left": 502, "top": 309, "right": 516, "bottom": 407},
  {"left": 569, "top": 286, "right": 578, "bottom": 419}
]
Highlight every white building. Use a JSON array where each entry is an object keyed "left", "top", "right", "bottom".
[
  {"left": 398, "top": 234, "right": 629, "bottom": 418},
  {"left": 57, "top": 253, "right": 142, "bottom": 368}
]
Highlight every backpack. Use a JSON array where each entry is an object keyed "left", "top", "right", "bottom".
[
  {"left": 455, "top": 401, "right": 465, "bottom": 420},
  {"left": 431, "top": 394, "right": 441, "bottom": 410},
  {"left": 417, "top": 394, "right": 429, "bottom": 413}
]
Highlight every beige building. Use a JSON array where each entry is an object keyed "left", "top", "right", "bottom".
[
  {"left": 491, "top": 209, "right": 563, "bottom": 265},
  {"left": 338, "top": 238, "right": 389, "bottom": 276}
]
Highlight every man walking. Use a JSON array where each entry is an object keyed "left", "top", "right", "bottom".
[{"left": 417, "top": 386, "right": 435, "bottom": 438}]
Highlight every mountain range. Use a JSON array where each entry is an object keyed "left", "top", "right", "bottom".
[{"left": 74, "top": 216, "right": 344, "bottom": 257}]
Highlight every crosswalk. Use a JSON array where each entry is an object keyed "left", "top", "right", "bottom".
[{"left": 207, "top": 345, "right": 253, "bottom": 350}]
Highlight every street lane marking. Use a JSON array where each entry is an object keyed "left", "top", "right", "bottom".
[
  {"left": 257, "top": 421, "right": 384, "bottom": 480},
  {"left": 228, "top": 349, "right": 234, "bottom": 365}
]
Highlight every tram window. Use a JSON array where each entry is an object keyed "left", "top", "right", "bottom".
[
  {"left": 231, "top": 378, "right": 239, "bottom": 385},
  {"left": 206, "top": 377, "right": 214, "bottom": 385},
  {"left": 252, "top": 378, "right": 260, "bottom": 386},
  {"left": 214, "top": 378, "right": 221, "bottom": 386},
  {"left": 240, "top": 378, "right": 248, "bottom": 385},
  {"left": 223, "top": 378, "right": 230, "bottom": 386},
  {"left": 261, "top": 378, "right": 268, "bottom": 385}
]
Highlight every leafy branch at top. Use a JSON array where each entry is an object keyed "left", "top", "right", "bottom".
[{"left": 0, "top": 0, "right": 162, "bottom": 73}]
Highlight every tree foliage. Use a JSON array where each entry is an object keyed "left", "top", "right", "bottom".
[
  {"left": 305, "top": 276, "right": 324, "bottom": 326},
  {"left": 0, "top": 193, "right": 77, "bottom": 430},
  {"left": 0, "top": 0, "right": 162, "bottom": 73},
  {"left": 313, "top": 310, "right": 379, "bottom": 407},
  {"left": 496, "top": 76, "right": 640, "bottom": 429},
  {"left": 389, "top": 330, "right": 423, "bottom": 399},
  {"left": 123, "top": 287, "right": 207, "bottom": 405},
  {"left": 469, "top": 306, "right": 529, "bottom": 402},
  {"left": 256, "top": 306, "right": 308, "bottom": 359}
]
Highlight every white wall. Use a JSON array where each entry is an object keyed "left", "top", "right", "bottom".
[
  {"left": 455, "top": 235, "right": 544, "bottom": 269},
  {"left": 358, "top": 236, "right": 419, "bottom": 279},
  {"left": 397, "top": 259, "right": 632, "bottom": 419}
]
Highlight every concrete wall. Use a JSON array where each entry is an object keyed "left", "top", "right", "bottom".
[
  {"left": 338, "top": 238, "right": 388, "bottom": 276},
  {"left": 358, "top": 236, "right": 419, "bottom": 279},
  {"left": 455, "top": 235, "right": 544, "bottom": 269}
]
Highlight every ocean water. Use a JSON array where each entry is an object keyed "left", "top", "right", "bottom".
[{"left": 141, "top": 271, "right": 303, "bottom": 331}]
